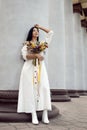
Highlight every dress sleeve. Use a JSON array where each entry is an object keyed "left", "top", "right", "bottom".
[
  {"left": 45, "top": 30, "right": 54, "bottom": 45},
  {"left": 21, "top": 44, "right": 28, "bottom": 61}
]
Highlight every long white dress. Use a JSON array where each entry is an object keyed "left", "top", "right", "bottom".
[{"left": 17, "top": 30, "right": 54, "bottom": 113}]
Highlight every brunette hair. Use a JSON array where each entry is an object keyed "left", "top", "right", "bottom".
[{"left": 26, "top": 27, "right": 39, "bottom": 41}]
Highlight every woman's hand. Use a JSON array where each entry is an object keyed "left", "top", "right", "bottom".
[
  {"left": 34, "top": 24, "right": 40, "bottom": 29},
  {"left": 34, "top": 24, "right": 50, "bottom": 33},
  {"left": 35, "top": 54, "right": 44, "bottom": 61}
]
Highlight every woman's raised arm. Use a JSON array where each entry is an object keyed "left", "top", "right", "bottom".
[
  {"left": 34, "top": 24, "right": 54, "bottom": 44},
  {"left": 34, "top": 24, "right": 50, "bottom": 33}
]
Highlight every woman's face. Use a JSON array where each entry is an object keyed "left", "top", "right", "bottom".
[{"left": 32, "top": 27, "right": 39, "bottom": 38}]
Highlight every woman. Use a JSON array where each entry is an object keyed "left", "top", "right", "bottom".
[{"left": 17, "top": 24, "right": 54, "bottom": 124}]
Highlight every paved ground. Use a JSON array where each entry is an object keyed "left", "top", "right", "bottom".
[{"left": 0, "top": 96, "right": 87, "bottom": 130}]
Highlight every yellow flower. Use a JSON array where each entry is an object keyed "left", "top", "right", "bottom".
[{"left": 31, "top": 42, "right": 36, "bottom": 48}]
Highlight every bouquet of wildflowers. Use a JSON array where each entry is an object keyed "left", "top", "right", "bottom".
[
  {"left": 25, "top": 41, "right": 48, "bottom": 65},
  {"left": 27, "top": 41, "right": 48, "bottom": 53}
]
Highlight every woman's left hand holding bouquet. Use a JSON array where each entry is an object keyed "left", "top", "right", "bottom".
[
  {"left": 35, "top": 54, "right": 44, "bottom": 61},
  {"left": 26, "top": 53, "right": 44, "bottom": 61}
]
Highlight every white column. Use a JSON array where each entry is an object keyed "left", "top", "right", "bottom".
[
  {"left": 84, "top": 29, "right": 87, "bottom": 90},
  {"left": 80, "top": 27, "right": 86, "bottom": 91},
  {"left": 48, "top": 0, "right": 65, "bottom": 89},
  {"left": 64, "top": 0, "right": 75, "bottom": 90},
  {"left": 73, "top": 13, "right": 83, "bottom": 90},
  {"left": 0, "top": 0, "right": 49, "bottom": 90}
]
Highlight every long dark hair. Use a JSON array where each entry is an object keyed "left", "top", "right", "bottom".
[{"left": 26, "top": 27, "right": 39, "bottom": 41}]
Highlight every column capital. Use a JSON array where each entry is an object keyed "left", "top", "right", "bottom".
[
  {"left": 81, "top": 19, "right": 87, "bottom": 28},
  {"left": 73, "top": 3, "right": 83, "bottom": 15},
  {"left": 83, "top": 8, "right": 87, "bottom": 16}
]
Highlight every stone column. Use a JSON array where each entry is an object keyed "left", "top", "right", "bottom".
[
  {"left": 84, "top": 29, "right": 87, "bottom": 93},
  {"left": 73, "top": 13, "right": 83, "bottom": 94},
  {"left": 0, "top": 0, "right": 49, "bottom": 90},
  {"left": 64, "top": 0, "right": 79, "bottom": 97},
  {"left": 78, "top": 27, "right": 87, "bottom": 95},
  {"left": 0, "top": 0, "right": 60, "bottom": 122},
  {"left": 49, "top": 0, "right": 70, "bottom": 101}
]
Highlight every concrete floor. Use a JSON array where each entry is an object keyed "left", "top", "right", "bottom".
[{"left": 0, "top": 96, "right": 87, "bottom": 130}]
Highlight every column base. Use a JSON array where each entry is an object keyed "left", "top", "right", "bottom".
[
  {"left": 51, "top": 89, "right": 71, "bottom": 102},
  {"left": 77, "top": 90, "right": 87, "bottom": 96},
  {"left": 67, "top": 90, "right": 80, "bottom": 98},
  {"left": 0, "top": 90, "right": 59, "bottom": 122},
  {"left": 0, "top": 103, "right": 59, "bottom": 122}
]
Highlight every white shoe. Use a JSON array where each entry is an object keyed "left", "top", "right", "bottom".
[
  {"left": 42, "top": 110, "right": 49, "bottom": 124},
  {"left": 32, "top": 112, "right": 39, "bottom": 125}
]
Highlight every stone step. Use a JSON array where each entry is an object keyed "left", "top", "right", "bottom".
[
  {"left": 0, "top": 90, "right": 59, "bottom": 122},
  {"left": 0, "top": 104, "right": 59, "bottom": 122},
  {"left": 51, "top": 95, "right": 71, "bottom": 102}
]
